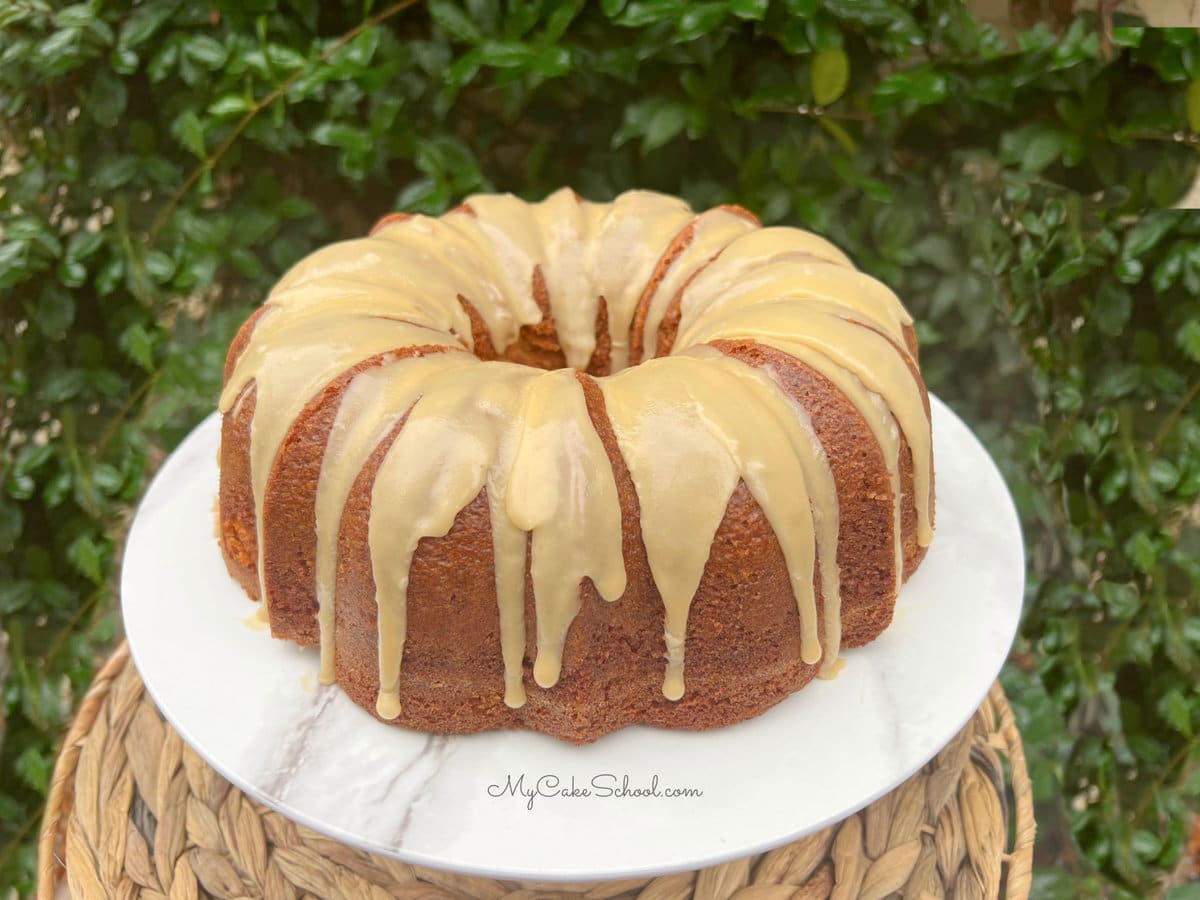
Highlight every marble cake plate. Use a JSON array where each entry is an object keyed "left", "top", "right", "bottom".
[{"left": 122, "top": 394, "right": 1024, "bottom": 882}]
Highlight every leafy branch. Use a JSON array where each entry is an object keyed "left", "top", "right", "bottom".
[{"left": 147, "top": 0, "right": 422, "bottom": 246}]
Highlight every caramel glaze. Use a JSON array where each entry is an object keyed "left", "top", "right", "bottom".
[{"left": 217, "top": 189, "right": 934, "bottom": 743}]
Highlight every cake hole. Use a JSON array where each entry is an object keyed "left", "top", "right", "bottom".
[{"left": 460, "top": 277, "right": 620, "bottom": 376}]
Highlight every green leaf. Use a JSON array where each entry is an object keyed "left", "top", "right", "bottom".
[
  {"left": 92, "top": 463, "right": 124, "bottom": 496},
  {"left": 824, "top": 0, "right": 919, "bottom": 50},
  {"left": 542, "top": 2, "right": 583, "bottom": 42},
  {"left": 1046, "top": 255, "right": 1087, "bottom": 287},
  {"left": 1126, "top": 531, "right": 1159, "bottom": 573},
  {"left": 1090, "top": 281, "right": 1131, "bottom": 336},
  {"left": 35, "top": 289, "right": 74, "bottom": 340},
  {"left": 15, "top": 746, "right": 50, "bottom": 794},
  {"left": 1153, "top": 244, "right": 1185, "bottom": 292},
  {"left": 111, "top": 45, "right": 138, "bottom": 74},
  {"left": 1111, "top": 26, "right": 1144, "bottom": 48},
  {"left": 57, "top": 259, "right": 87, "bottom": 288},
  {"left": 89, "top": 68, "right": 127, "bottom": 128},
  {"left": 643, "top": 103, "right": 687, "bottom": 150},
  {"left": 824, "top": 0, "right": 905, "bottom": 27},
  {"left": 1157, "top": 689, "right": 1194, "bottom": 736},
  {"left": 94, "top": 256, "right": 124, "bottom": 296},
  {"left": 818, "top": 116, "right": 857, "bottom": 155},
  {"left": 428, "top": 0, "right": 485, "bottom": 43},
  {"left": 1097, "top": 581, "right": 1139, "bottom": 620},
  {"left": 465, "top": 40, "right": 555, "bottom": 72},
  {"left": 1130, "top": 829, "right": 1163, "bottom": 861},
  {"left": 119, "top": 323, "right": 156, "bottom": 371},
  {"left": 311, "top": 121, "right": 372, "bottom": 154},
  {"left": 0, "top": 502, "right": 21, "bottom": 553},
  {"left": 616, "top": 0, "right": 685, "bottom": 27},
  {"left": 872, "top": 67, "right": 948, "bottom": 112},
  {"left": 729, "top": 0, "right": 768, "bottom": 19},
  {"left": 67, "top": 533, "right": 104, "bottom": 584},
  {"left": 1149, "top": 458, "right": 1180, "bottom": 491},
  {"left": 54, "top": 3, "right": 98, "bottom": 30},
  {"left": 143, "top": 250, "right": 176, "bottom": 283},
  {"left": 1030, "top": 869, "right": 1090, "bottom": 900},
  {"left": 1177, "top": 319, "right": 1200, "bottom": 363},
  {"left": 1095, "top": 364, "right": 1141, "bottom": 401},
  {"left": 119, "top": 1, "right": 180, "bottom": 49},
  {"left": 0, "top": 579, "right": 32, "bottom": 615},
  {"left": 811, "top": 47, "right": 849, "bottom": 107},
  {"left": 208, "top": 95, "right": 252, "bottom": 118},
  {"left": 328, "top": 26, "right": 380, "bottom": 69},
  {"left": 266, "top": 43, "right": 307, "bottom": 71},
  {"left": 677, "top": 4, "right": 727, "bottom": 42},
  {"left": 172, "top": 110, "right": 206, "bottom": 158},
  {"left": 184, "top": 34, "right": 228, "bottom": 69},
  {"left": 1020, "top": 129, "right": 1067, "bottom": 173},
  {"left": 1115, "top": 256, "right": 1143, "bottom": 284},
  {"left": 147, "top": 34, "right": 180, "bottom": 82},
  {"left": 1187, "top": 77, "right": 1200, "bottom": 133},
  {"left": 1124, "top": 212, "right": 1177, "bottom": 259},
  {"left": 40, "top": 369, "right": 87, "bottom": 404},
  {"left": 614, "top": 97, "right": 689, "bottom": 152}
]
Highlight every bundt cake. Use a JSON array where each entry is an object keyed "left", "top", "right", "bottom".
[{"left": 217, "top": 188, "right": 934, "bottom": 743}]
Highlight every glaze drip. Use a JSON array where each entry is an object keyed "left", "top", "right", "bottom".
[{"left": 600, "top": 348, "right": 843, "bottom": 692}]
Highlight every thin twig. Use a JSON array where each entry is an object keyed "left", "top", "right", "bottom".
[
  {"left": 148, "top": 0, "right": 421, "bottom": 246},
  {"left": 1098, "top": 596, "right": 1145, "bottom": 662},
  {"left": 762, "top": 104, "right": 1200, "bottom": 149},
  {"left": 1133, "top": 735, "right": 1199, "bottom": 820},
  {"left": 0, "top": 803, "right": 44, "bottom": 879},
  {"left": 92, "top": 369, "right": 160, "bottom": 463},
  {"left": 1150, "top": 376, "right": 1200, "bottom": 457},
  {"left": 1127, "top": 131, "right": 1200, "bottom": 145},
  {"left": 40, "top": 587, "right": 102, "bottom": 678},
  {"left": 754, "top": 103, "right": 873, "bottom": 121},
  {"left": 1097, "top": 0, "right": 1121, "bottom": 61}
]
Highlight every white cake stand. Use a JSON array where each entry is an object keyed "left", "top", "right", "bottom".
[{"left": 121, "top": 394, "right": 1024, "bottom": 881}]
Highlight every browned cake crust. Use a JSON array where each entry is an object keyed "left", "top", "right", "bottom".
[{"left": 217, "top": 206, "right": 933, "bottom": 744}]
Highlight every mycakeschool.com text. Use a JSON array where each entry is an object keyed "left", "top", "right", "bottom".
[{"left": 487, "top": 774, "right": 704, "bottom": 810}]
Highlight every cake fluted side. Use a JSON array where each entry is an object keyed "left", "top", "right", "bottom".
[{"left": 218, "top": 343, "right": 928, "bottom": 742}]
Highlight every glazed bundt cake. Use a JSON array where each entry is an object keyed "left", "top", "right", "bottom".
[{"left": 217, "top": 188, "right": 934, "bottom": 743}]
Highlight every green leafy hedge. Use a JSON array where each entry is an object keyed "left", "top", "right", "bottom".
[{"left": 2, "top": 1, "right": 1199, "bottom": 894}]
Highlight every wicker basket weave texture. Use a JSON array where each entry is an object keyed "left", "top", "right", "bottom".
[{"left": 37, "top": 643, "right": 1035, "bottom": 900}]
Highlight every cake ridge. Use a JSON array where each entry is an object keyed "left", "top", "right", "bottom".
[{"left": 634, "top": 205, "right": 760, "bottom": 367}]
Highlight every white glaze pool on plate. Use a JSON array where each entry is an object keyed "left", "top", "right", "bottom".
[{"left": 122, "top": 394, "right": 1024, "bottom": 881}]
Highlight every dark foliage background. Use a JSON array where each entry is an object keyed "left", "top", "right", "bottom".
[{"left": 2, "top": 0, "right": 1199, "bottom": 895}]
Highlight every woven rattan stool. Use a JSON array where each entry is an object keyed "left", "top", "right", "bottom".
[{"left": 38, "top": 642, "right": 1034, "bottom": 899}]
